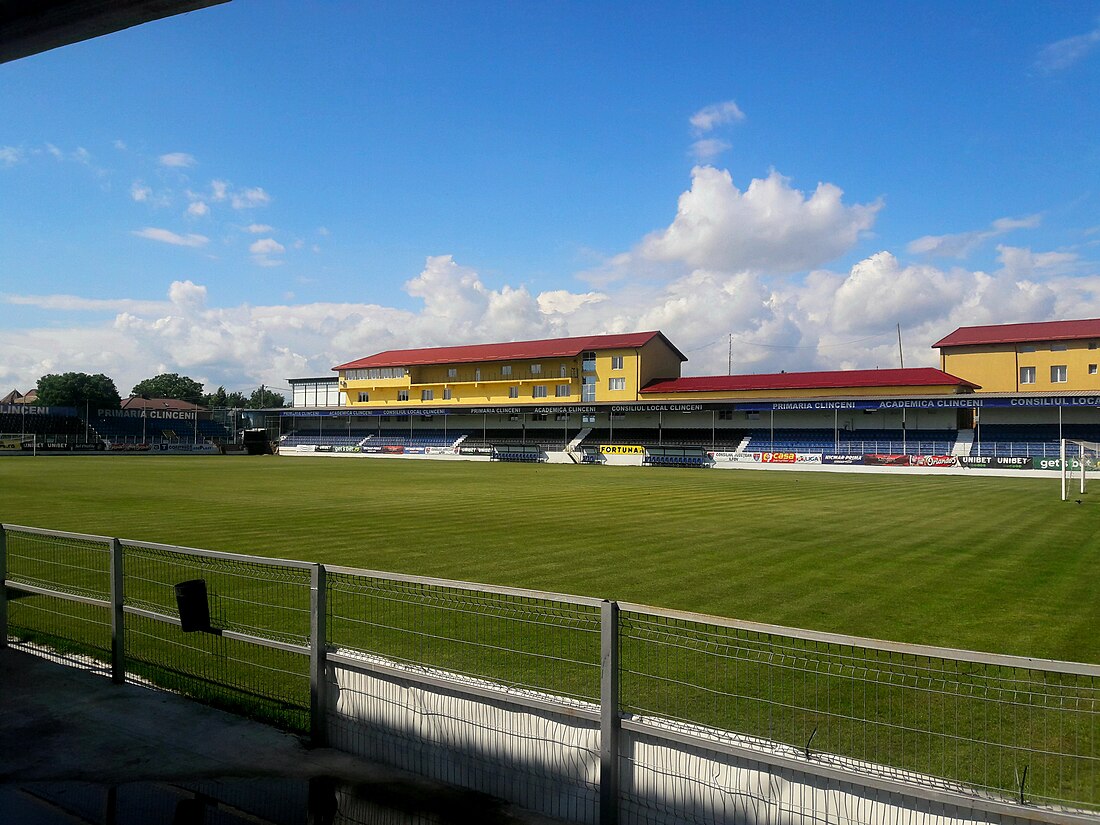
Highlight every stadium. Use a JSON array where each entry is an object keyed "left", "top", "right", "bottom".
[
  {"left": 5, "top": 318, "right": 1100, "bottom": 823},
  {"left": 269, "top": 318, "right": 1100, "bottom": 472}
]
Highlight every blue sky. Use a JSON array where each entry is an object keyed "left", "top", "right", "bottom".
[{"left": 2, "top": 1, "right": 1099, "bottom": 398}]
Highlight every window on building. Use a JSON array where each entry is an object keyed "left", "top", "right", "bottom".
[
  {"left": 1051, "top": 343, "right": 1068, "bottom": 352},
  {"left": 532, "top": 413, "right": 548, "bottom": 421},
  {"left": 611, "top": 355, "right": 624, "bottom": 370},
  {"left": 533, "top": 385, "right": 547, "bottom": 398},
  {"left": 421, "top": 389, "right": 434, "bottom": 401},
  {"left": 1019, "top": 345, "right": 1036, "bottom": 353},
  {"left": 608, "top": 377, "right": 626, "bottom": 391},
  {"left": 398, "top": 390, "right": 409, "bottom": 401},
  {"left": 346, "top": 367, "right": 405, "bottom": 380},
  {"left": 560, "top": 364, "right": 568, "bottom": 377},
  {"left": 582, "top": 351, "right": 597, "bottom": 371},
  {"left": 582, "top": 414, "right": 596, "bottom": 423},
  {"left": 1051, "top": 365, "right": 1068, "bottom": 383},
  {"left": 447, "top": 368, "right": 457, "bottom": 378},
  {"left": 1019, "top": 367, "right": 1036, "bottom": 385},
  {"left": 501, "top": 365, "right": 512, "bottom": 376},
  {"left": 509, "top": 386, "right": 519, "bottom": 398},
  {"left": 443, "top": 388, "right": 452, "bottom": 400},
  {"left": 556, "top": 384, "right": 570, "bottom": 397},
  {"left": 1091, "top": 364, "right": 1098, "bottom": 375},
  {"left": 530, "top": 363, "right": 542, "bottom": 374},
  {"left": 718, "top": 410, "right": 734, "bottom": 421},
  {"left": 357, "top": 392, "right": 369, "bottom": 402}
]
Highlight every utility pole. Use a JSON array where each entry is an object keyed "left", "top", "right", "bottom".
[
  {"left": 898, "top": 323, "right": 907, "bottom": 453},
  {"left": 727, "top": 334, "right": 733, "bottom": 375}
]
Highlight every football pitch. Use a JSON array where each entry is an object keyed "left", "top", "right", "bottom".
[{"left": 3, "top": 454, "right": 1098, "bottom": 664}]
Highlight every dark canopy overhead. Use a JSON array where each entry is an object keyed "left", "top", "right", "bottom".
[{"left": 0, "top": 0, "right": 228, "bottom": 64}]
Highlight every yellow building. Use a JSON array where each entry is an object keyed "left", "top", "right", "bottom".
[
  {"left": 333, "top": 331, "right": 686, "bottom": 409},
  {"left": 934, "top": 319, "right": 1100, "bottom": 393}
]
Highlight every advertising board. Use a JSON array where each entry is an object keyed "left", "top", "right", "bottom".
[
  {"left": 908, "top": 455, "right": 958, "bottom": 467},
  {"left": 599, "top": 444, "right": 645, "bottom": 455},
  {"left": 957, "top": 456, "right": 1031, "bottom": 469}
]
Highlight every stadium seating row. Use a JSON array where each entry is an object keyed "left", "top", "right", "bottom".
[{"left": 643, "top": 454, "right": 711, "bottom": 468}]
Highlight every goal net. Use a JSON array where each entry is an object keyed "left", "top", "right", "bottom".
[{"left": 1060, "top": 439, "right": 1100, "bottom": 501}]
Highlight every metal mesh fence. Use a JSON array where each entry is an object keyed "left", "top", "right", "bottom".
[
  {"left": 124, "top": 611, "right": 310, "bottom": 732},
  {"left": 326, "top": 570, "right": 603, "bottom": 705},
  {"left": 5, "top": 524, "right": 1100, "bottom": 816},
  {"left": 120, "top": 542, "right": 313, "bottom": 732},
  {"left": 7, "top": 592, "right": 111, "bottom": 666},
  {"left": 122, "top": 541, "right": 312, "bottom": 647},
  {"left": 4, "top": 528, "right": 110, "bottom": 602},
  {"left": 618, "top": 608, "right": 1100, "bottom": 812},
  {"left": 3, "top": 527, "right": 112, "bottom": 666}
]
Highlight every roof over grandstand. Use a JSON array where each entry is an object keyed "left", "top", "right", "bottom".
[
  {"left": 333, "top": 331, "right": 687, "bottom": 371},
  {"left": 932, "top": 318, "right": 1100, "bottom": 349},
  {"left": 641, "top": 367, "right": 979, "bottom": 394}
]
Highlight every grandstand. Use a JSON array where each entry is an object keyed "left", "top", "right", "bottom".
[
  {"left": 0, "top": 405, "right": 89, "bottom": 448},
  {"left": 0, "top": 399, "right": 231, "bottom": 453},
  {"left": 265, "top": 319, "right": 1100, "bottom": 471}
]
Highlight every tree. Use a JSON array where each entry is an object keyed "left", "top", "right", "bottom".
[
  {"left": 36, "top": 372, "right": 121, "bottom": 411},
  {"left": 131, "top": 373, "right": 205, "bottom": 404},
  {"left": 250, "top": 387, "right": 286, "bottom": 408},
  {"left": 202, "top": 386, "right": 250, "bottom": 408}
]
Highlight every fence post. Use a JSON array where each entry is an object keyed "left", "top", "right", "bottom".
[
  {"left": 110, "top": 538, "right": 124, "bottom": 684},
  {"left": 600, "top": 599, "right": 620, "bottom": 825},
  {"left": 0, "top": 525, "right": 8, "bottom": 649},
  {"left": 310, "top": 563, "right": 328, "bottom": 746}
]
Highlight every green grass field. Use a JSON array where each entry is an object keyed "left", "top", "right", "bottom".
[{"left": 3, "top": 454, "right": 1099, "bottom": 663}]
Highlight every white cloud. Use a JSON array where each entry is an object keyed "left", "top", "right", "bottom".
[
  {"left": 245, "top": 223, "right": 274, "bottom": 234},
  {"left": 113, "top": 140, "right": 127, "bottom": 151},
  {"left": 210, "top": 180, "right": 229, "bottom": 202},
  {"left": 907, "top": 214, "right": 1042, "bottom": 258},
  {"left": 249, "top": 238, "right": 285, "bottom": 255},
  {"left": 536, "top": 290, "right": 608, "bottom": 315},
  {"left": 2, "top": 293, "right": 168, "bottom": 314},
  {"left": 2, "top": 237, "right": 1099, "bottom": 398},
  {"left": 250, "top": 237, "right": 285, "bottom": 267},
  {"left": 159, "top": 152, "right": 197, "bottom": 168},
  {"left": 132, "top": 227, "right": 209, "bottom": 247},
  {"left": 1035, "top": 24, "right": 1100, "bottom": 74},
  {"left": 690, "top": 138, "right": 731, "bottom": 161},
  {"left": 187, "top": 201, "right": 209, "bottom": 218},
  {"left": 45, "top": 143, "right": 63, "bottom": 159},
  {"left": 0, "top": 146, "right": 23, "bottom": 166},
  {"left": 628, "top": 166, "right": 881, "bottom": 275},
  {"left": 690, "top": 100, "right": 745, "bottom": 133},
  {"left": 232, "top": 187, "right": 271, "bottom": 209},
  {"left": 130, "top": 181, "right": 152, "bottom": 202}
]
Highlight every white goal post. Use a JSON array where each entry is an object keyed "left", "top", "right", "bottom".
[{"left": 1060, "top": 439, "right": 1100, "bottom": 501}]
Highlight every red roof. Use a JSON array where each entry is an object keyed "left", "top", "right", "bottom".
[
  {"left": 122, "top": 396, "right": 205, "bottom": 411},
  {"left": 333, "top": 331, "right": 686, "bottom": 371},
  {"left": 933, "top": 318, "right": 1100, "bottom": 348},
  {"left": 641, "top": 367, "right": 979, "bottom": 394}
]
